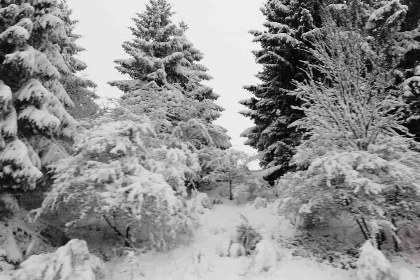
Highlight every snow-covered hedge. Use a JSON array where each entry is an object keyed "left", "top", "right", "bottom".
[{"left": 38, "top": 118, "right": 199, "bottom": 250}]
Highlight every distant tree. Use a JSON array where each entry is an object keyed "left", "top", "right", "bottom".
[
  {"left": 0, "top": 0, "right": 76, "bottom": 191},
  {"left": 204, "top": 149, "right": 251, "bottom": 200},
  {"left": 277, "top": 24, "right": 420, "bottom": 248}
]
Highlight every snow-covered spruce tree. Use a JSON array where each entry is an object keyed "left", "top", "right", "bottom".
[
  {"left": 113, "top": 84, "right": 231, "bottom": 191},
  {"left": 115, "top": 83, "right": 230, "bottom": 150},
  {"left": 108, "top": 0, "right": 221, "bottom": 111},
  {"left": 240, "top": 0, "right": 321, "bottom": 181},
  {"left": 0, "top": 0, "right": 76, "bottom": 192},
  {"left": 276, "top": 24, "right": 420, "bottom": 248},
  {"left": 56, "top": 0, "right": 100, "bottom": 120},
  {"left": 40, "top": 115, "right": 199, "bottom": 250},
  {"left": 109, "top": 0, "right": 231, "bottom": 188}
]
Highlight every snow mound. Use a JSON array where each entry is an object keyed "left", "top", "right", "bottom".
[
  {"left": 357, "top": 241, "right": 397, "bottom": 280},
  {"left": 397, "top": 268, "right": 417, "bottom": 280},
  {"left": 252, "top": 197, "right": 268, "bottom": 209},
  {"left": 248, "top": 239, "right": 282, "bottom": 274},
  {"left": 215, "top": 239, "right": 232, "bottom": 257},
  {"left": 188, "top": 191, "right": 213, "bottom": 214},
  {"left": 1, "top": 231, "right": 23, "bottom": 264},
  {"left": 12, "top": 239, "right": 106, "bottom": 280},
  {"left": 229, "top": 243, "right": 246, "bottom": 258}
]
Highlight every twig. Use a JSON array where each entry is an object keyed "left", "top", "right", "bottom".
[{"left": 102, "top": 215, "right": 135, "bottom": 248}]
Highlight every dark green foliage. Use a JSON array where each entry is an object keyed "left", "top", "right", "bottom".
[{"left": 241, "top": 0, "right": 321, "bottom": 180}]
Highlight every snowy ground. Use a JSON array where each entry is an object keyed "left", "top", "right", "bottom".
[
  {"left": 2, "top": 199, "right": 419, "bottom": 280},
  {"left": 106, "top": 201, "right": 359, "bottom": 280}
]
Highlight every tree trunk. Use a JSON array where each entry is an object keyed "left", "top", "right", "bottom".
[
  {"left": 103, "top": 215, "right": 134, "bottom": 248},
  {"left": 229, "top": 181, "right": 233, "bottom": 200},
  {"left": 125, "top": 226, "right": 131, "bottom": 247},
  {"left": 391, "top": 218, "right": 400, "bottom": 252},
  {"left": 356, "top": 219, "right": 369, "bottom": 240}
]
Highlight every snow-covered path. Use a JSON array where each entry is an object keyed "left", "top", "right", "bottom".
[{"left": 107, "top": 202, "right": 357, "bottom": 280}]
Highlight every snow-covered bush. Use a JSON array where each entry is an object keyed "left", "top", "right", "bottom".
[
  {"left": 235, "top": 214, "right": 262, "bottom": 255},
  {"left": 356, "top": 241, "right": 397, "bottom": 280},
  {"left": 248, "top": 240, "right": 281, "bottom": 274},
  {"left": 248, "top": 178, "right": 275, "bottom": 200},
  {"left": 188, "top": 191, "right": 212, "bottom": 214},
  {"left": 396, "top": 222, "right": 420, "bottom": 252},
  {"left": 252, "top": 197, "right": 268, "bottom": 209},
  {"left": 278, "top": 138, "right": 420, "bottom": 232},
  {"left": 228, "top": 243, "right": 246, "bottom": 258},
  {"left": 212, "top": 194, "right": 223, "bottom": 205},
  {"left": 39, "top": 118, "right": 198, "bottom": 250},
  {"left": 12, "top": 239, "right": 106, "bottom": 280}
]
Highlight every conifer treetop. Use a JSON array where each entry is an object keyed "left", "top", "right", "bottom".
[{"left": 109, "top": 0, "right": 215, "bottom": 99}]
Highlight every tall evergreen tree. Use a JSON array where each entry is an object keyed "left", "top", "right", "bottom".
[
  {"left": 0, "top": 0, "right": 76, "bottom": 191},
  {"left": 109, "top": 0, "right": 221, "bottom": 115},
  {"left": 109, "top": 0, "right": 230, "bottom": 149},
  {"left": 109, "top": 0, "right": 231, "bottom": 189},
  {"left": 240, "top": 0, "right": 321, "bottom": 181}
]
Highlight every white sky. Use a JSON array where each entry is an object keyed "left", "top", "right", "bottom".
[{"left": 67, "top": 0, "right": 265, "bottom": 155}]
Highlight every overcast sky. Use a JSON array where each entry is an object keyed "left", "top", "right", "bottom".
[{"left": 67, "top": 0, "right": 265, "bottom": 155}]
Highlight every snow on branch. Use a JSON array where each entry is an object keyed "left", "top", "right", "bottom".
[
  {"left": 18, "top": 106, "right": 61, "bottom": 131},
  {"left": 366, "top": 0, "right": 407, "bottom": 30},
  {"left": 5, "top": 46, "right": 60, "bottom": 79},
  {"left": 0, "top": 139, "right": 43, "bottom": 189}
]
